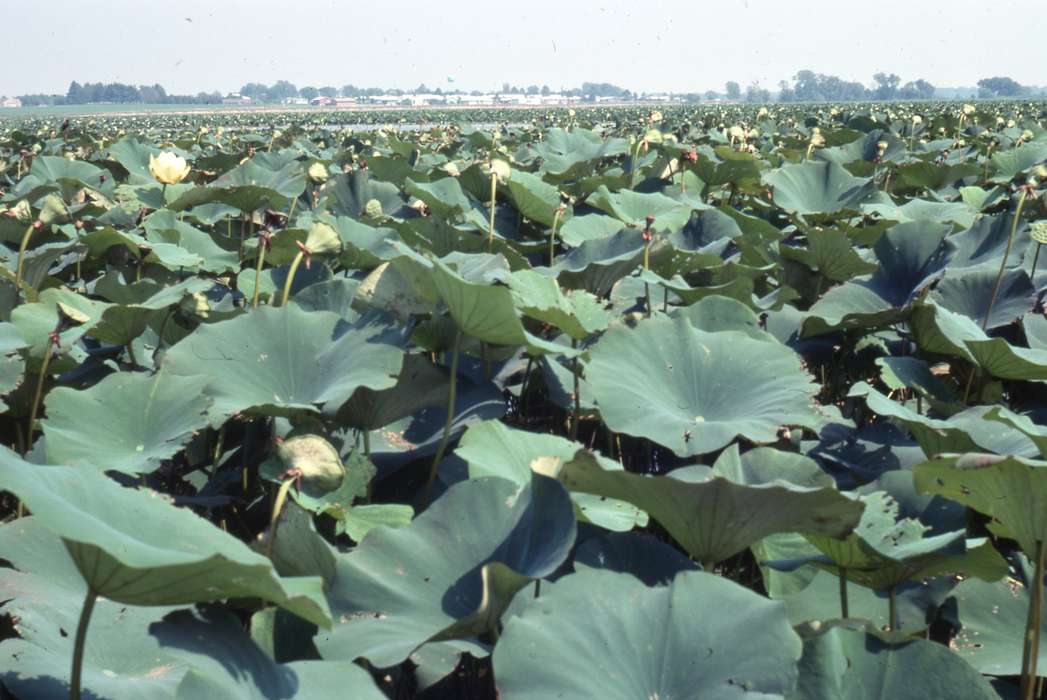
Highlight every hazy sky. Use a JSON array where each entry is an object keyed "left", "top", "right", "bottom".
[{"left": 4, "top": 0, "right": 1042, "bottom": 96}]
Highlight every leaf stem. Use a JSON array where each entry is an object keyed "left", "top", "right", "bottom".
[
  {"left": 27, "top": 340, "right": 56, "bottom": 450},
  {"left": 15, "top": 224, "right": 35, "bottom": 291},
  {"left": 1021, "top": 539, "right": 1046, "bottom": 700},
  {"left": 570, "top": 338, "right": 580, "bottom": 441},
  {"left": 888, "top": 586, "right": 899, "bottom": 631},
  {"left": 251, "top": 241, "right": 269, "bottom": 309},
  {"left": 983, "top": 189, "right": 1027, "bottom": 330},
  {"left": 549, "top": 205, "right": 564, "bottom": 266},
  {"left": 70, "top": 589, "right": 98, "bottom": 700},
  {"left": 279, "top": 250, "right": 305, "bottom": 307},
  {"left": 839, "top": 568, "right": 849, "bottom": 618},
  {"left": 425, "top": 329, "right": 462, "bottom": 505},
  {"left": 266, "top": 477, "right": 296, "bottom": 560},
  {"left": 487, "top": 172, "right": 497, "bottom": 253}
]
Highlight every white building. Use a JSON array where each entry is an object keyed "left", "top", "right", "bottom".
[
  {"left": 222, "top": 93, "right": 252, "bottom": 105},
  {"left": 0, "top": 97, "right": 22, "bottom": 108}
]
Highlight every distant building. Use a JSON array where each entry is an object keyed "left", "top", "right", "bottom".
[
  {"left": 310, "top": 96, "right": 336, "bottom": 106},
  {"left": 0, "top": 96, "right": 22, "bottom": 108},
  {"left": 333, "top": 97, "right": 357, "bottom": 107},
  {"left": 282, "top": 97, "right": 309, "bottom": 105},
  {"left": 222, "top": 93, "right": 252, "bottom": 105}
]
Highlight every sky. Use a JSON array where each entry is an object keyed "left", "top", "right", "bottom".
[{"left": 3, "top": 0, "right": 1042, "bottom": 97}]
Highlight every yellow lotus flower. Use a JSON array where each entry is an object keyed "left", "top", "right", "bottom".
[
  {"left": 149, "top": 152, "right": 190, "bottom": 185},
  {"left": 962, "top": 104, "right": 976, "bottom": 116},
  {"left": 757, "top": 107, "right": 769, "bottom": 119}
]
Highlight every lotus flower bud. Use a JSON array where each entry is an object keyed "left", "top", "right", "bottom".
[
  {"left": 149, "top": 151, "right": 191, "bottom": 185},
  {"left": 809, "top": 132, "right": 826, "bottom": 147},
  {"left": 728, "top": 125, "right": 746, "bottom": 141},
  {"left": 996, "top": 117, "right": 1006, "bottom": 126},
  {"left": 649, "top": 110, "right": 663, "bottom": 124},
  {"left": 876, "top": 140, "right": 889, "bottom": 153},
  {"left": 568, "top": 109, "right": 576, "bottom": 117},
  {"left": 8, "top": 200, "right": 32, "bottom": 223},
  {"left": 1007, "top": 119, "right": 1016, "bottom": 129},
  {"left": 757, "top": 107, "right": 769, "bottom": 119},
  {"left": 1021, "top": 129, "right": 1034, "bottom": 142},
  {"left": 307, "top": 162, "right": 329, "bottom": 184},
  {"left": 962, "top": 104, "right": 976, "bottom": 116},
  {"left": 276, "top": 434, "right": 345, "bottom": 494},
  {"left": 1034, "top": 165, "right": 1047, "bottom": 179},
  {"left": 440, "top": 161, "right": 461, "bottom": 177},
  {"left": 912, "top": 115, "right": 922, "bottom": 125}
]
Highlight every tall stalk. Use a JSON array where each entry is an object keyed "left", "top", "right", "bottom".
[
  {"left": 70, "top": 589, "right": 98, "bottom": 700},
  {"left": 425, "top": 330, "right": 462, "bottom": 504},
  {"left": 982, "top": 188, "right": 1029, "bottom": 330},
  {"left": 14, "top": 222, "right": 39, "bottom": 290},
  {"left": 569, "top": 338, "right": 580, "bottom": 440},
  {"left": 838, "top": 568, "right": 849, "bottom": 618},
  {"left": 549, "top": 204, "right": 565, "bottom": 267},
  {"left": 279, "top": 250, "right": 306, "bottom": 307},
  {"left": 1020, "top": 540, "right": 1046, "bottom": 700},
  {"left": 487, "top": 171, "right": 498, "bottom": 252}
]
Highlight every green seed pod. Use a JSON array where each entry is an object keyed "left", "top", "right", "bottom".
[
  {"left": 1030, "top": 221, "right": 1047, "bottom": 246},
  {"left": 304, "top": 222, "right": 341, "bottom": 257},
  {"left": 276, "top": 434, "right": 345, "bottom": 494},
  {"left": 363, "top": 198, "right": 384, "bottom": 218}
]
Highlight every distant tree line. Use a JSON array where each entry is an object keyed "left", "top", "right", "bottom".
[
  {"left": 18, "top": 81, "right": 224, "bottom": 106},
  {"left": 13, "top": 74, "right": 1040, "bottom": 107}
]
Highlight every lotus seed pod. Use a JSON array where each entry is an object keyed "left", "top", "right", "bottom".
[
  {"left": 363, "top": 198, "right": 384, "bottom": 218},
  {"left": 307, "top": 161, "right": 329, "bottom": 184},
  {"left": 304, "top": 222, "right": 341, "bottom": 256},
  {"left": 1030, "top": 221, "right": 1047, "bottom": 246},
  {"left": 276, "top": 434, "right": 346, "bottom": 494},
  {"left": 149, "top": 151, "right": 191, "bottom": 185}
]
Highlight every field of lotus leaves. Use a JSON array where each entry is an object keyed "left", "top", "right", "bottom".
[{"left": 2, "top": 101, "right": 1047, "bottom": 698}]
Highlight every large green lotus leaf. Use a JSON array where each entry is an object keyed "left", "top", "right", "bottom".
[
  {"left": 533, "top": 128, "right": 630, "bottom": 179},
  {"left": 550, "top": 228, "right": 654, "bottom": 296},
  {"left": 143, "top": 210, "right": 240, "bottom": 273},
  {"left": 20, "top": 155, "right": 116, "bottom": 199},
  {"left": 1024, "top": 314, "right": 1047, "bottom": 350},
  {"left": 911, "top": 301, "right": 1047, "bottom": 380},
  {"left": 505, "top": 168, "right": 565, "bottom": 227},
  {"left": 670, "top": 294, "right": 769, "bottom": 338},
  {"left": 86, "top": 276, "right": 214, "bottom": 346},
  {"left": 405, "top": 176, "right": 474, "bottom": 219},
  {"left": 692, "top": 146, "right": 764, "bottom": 188},
  {"left": 573, "top": 531, "right": 700, "bottom": 585},
  {"left": 914, "top": 453, "right": 1047, "bottom": 556},
  {"left": 104, "top": 136, "right": 161, "bottom": 185},
  {"left": 0, "top": 450, "right": 330, "bottom": 626},
  {"left": 41, "top": 369, "right": 210, "bottom": 475},
  {"left": 430, "top": 258, "right": 577, "bottom": 357},
  {"left": 790, "top": 624, "right": 999, "bottom": 700},
  {"left": 0, "top": 322, "right": 27, "bottom": 409},
  {"left": 892, "top": 161, "right": 981, "bottom": 193},
  {"left": 780, "top": 228, "right": 878, "bottom": 283},
  {"left": 504, "top": 269, "right": 609, "bottom": 340},
  {"left": 558, "top": 213, "right": 625, "bottom": 247},
  {"left": 949, "top": 554, "right": 1047, "bottom": 676},
  {"left": 863, "top": 198, "right": 977, "bottom": 229},
  {"left": 168, "top": 611, "right": 385, "bottom": 700},
  {"left": 587, "top": 315, "right": 821, "bottom": 456},
  {"left": 558, "top": 448, "right": 863, "bottom": 566},
  {"left": 321, "top": 170, "right": 409, "bottom": 219},
  {"left": 851, "top": 383, "right": 1038, "bottom": 457},
  {"left": 169, "top": 159, "right": 305, "bottom": 212},
  {"left": 315, "top": 475, "right": 576, "bottom": 667},
  {"left": 766, "top": 490, "right": 1006, "bottom": 591},
  {"left": 764, "top": 160, "right": 878, "bottom": 216},
  {"left": 930, "top": 267, "right": 1035, "bottom": 330},
  {"left": 455, "top": 420, "right": 647, "bottom": 532},
  {"left": 802, "top": 220, "right": 950, "bottom": 335},
  {"left": 329, "top": 216, "right": 403, "bottom": 268},
  {"left": 989, "top": 142, "right": 1047, "bottom": 183},
  {"left": 587, "top": 185, "right": 698, "bottom": 231},
  {"left": 0, "top": 517, "right": 184, "bottom": 700},
  {"left": 944, "top": 212, "right": 1029, "bottom": 270},
  {"left": 338, "top": 353, "right": 449, "bottom": 430},
  {"left": 493, "top": 569, "right": 802, "bottom": 700},
  {"left": 162, "top": 305, "right": 405, "bottom": 424}
]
